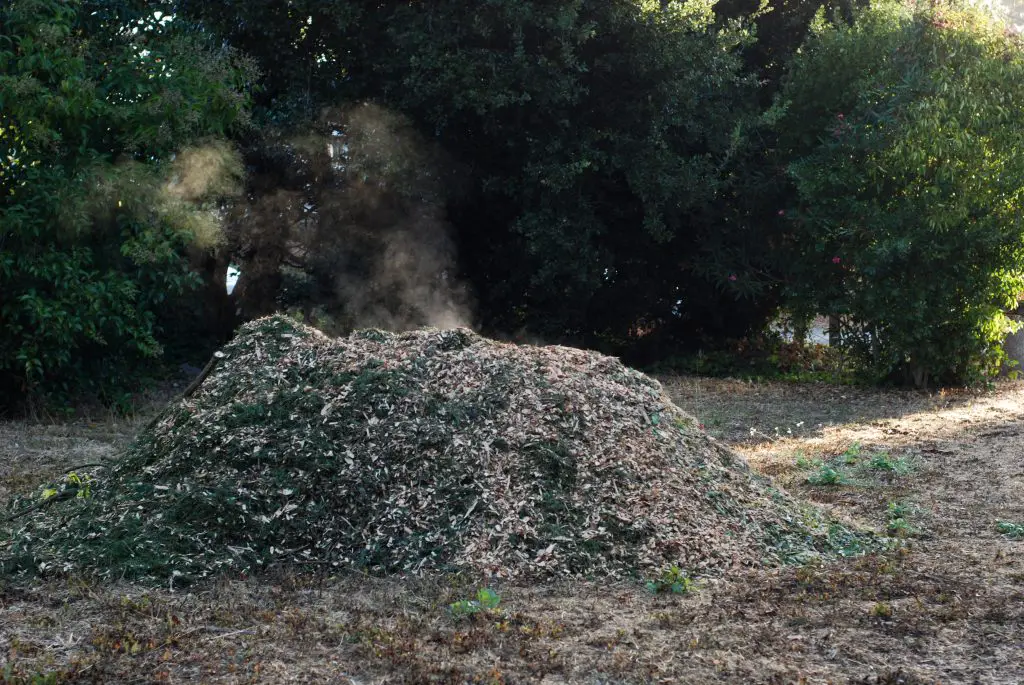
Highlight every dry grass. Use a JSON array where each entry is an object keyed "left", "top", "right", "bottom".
[
  {"left": 2, "top": 373, "right": 1023, "bottom": 683},
  {"left": 0, "top": 422, "right": 136, "bottom": 506}
]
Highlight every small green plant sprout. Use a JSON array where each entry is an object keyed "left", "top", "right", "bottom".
[
  {"left": 884, "top": 499, "right": 925, "bottom": 536},
  {"left": 794, "top": 450, "right": 819, "bottom": 470},
  {"left": 871, "top": 602, "right": 894, "bottom": 618},
  {"left": 806, "top": 464, "right": 844, "bottom": 486},
  {"left": 996, "top": 521, "right": 1024, "bottom": 539},
  {"left": 448, "top": 587, "right": 502, "bottom": 619},
  {"left": 842, "top": 442, "right": 862, "bottom": 465},
  {"left": 887, "top": 517, "right": 913, "bottom": 537},
  {"left": 645, "top": 565, "right": 696, "bottom": 594},
  {"left": 884, "top": 501, "right": 917, "bottom": 537},
  {"left": 887, "top": 501, "right": 911, "bottom": 519},
  {"left": 867, "top": 452, "right": 911, "bottom": 475}
]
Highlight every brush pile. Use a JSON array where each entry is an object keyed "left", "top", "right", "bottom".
[{"left": 1, "top": 315, "right": 868, "bottom": 583}]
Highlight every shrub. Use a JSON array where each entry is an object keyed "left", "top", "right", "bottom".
[{"left": 771, "top": 0, "right": 1024, "bottom": 386}]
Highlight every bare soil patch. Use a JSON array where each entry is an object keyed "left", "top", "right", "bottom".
[{"left": 2, "top": 373, "right": 1022, "bottom": 684}]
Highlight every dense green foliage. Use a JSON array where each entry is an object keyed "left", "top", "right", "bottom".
[
  {"left": 5, "top": 0, "right": 1024, "bottom": 406},
  {"left": 398, "top": 2, "right": 762, "bottom": 345},
  {"left": 715, "top": 0, "right": 864, "bottom": 98},
  {"left": 176, "top": 0, "right": 769, "bottom": 356},
  {"left": 0, "top": 0, "right": 251, "bottom": 410},
  {"left": 771, "top": 1, "right": 1024, "bottom": 385}
]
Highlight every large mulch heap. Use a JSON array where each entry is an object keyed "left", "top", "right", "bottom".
[{"left": 1, "top": 316, "right": 871, "bottom": 584}]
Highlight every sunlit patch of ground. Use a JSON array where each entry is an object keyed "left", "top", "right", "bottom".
[{"left": 2, "top": 377, "right": 1023, "bottom": 683}]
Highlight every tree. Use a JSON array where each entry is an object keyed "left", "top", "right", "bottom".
[
  {"left": 771, "top": 0, "right": 1024, "bottom": 385},
  {"left": 714, "top": 0, "right": 865, "bottom": 100},
  {"left": 0, "top": 0, "right": 253, "bottom": 411},
  {"left": 175, "top": 0, "right": 763, "bottom": 355}
]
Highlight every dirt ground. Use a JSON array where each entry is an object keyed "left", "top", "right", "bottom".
[{"left": 1, "top": 375, "right": 1022, "bottom": 684}]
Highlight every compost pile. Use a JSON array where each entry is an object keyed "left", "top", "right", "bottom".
[{"left": 1, "top": 315, "right": 867, "bottom": 583}]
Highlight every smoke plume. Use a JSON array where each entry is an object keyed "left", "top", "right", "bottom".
[
  {"left": 321, "top": 103, "right": 471, "bottom": 330},
  {"left": 230, "top": 102, "right": 472, "bottom": 332}
]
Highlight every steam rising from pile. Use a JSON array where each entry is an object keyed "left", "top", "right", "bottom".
[
  {"left": 324, "top": 103, "right": 471, "bottom": 330},
  {"left": 162, "top": 140, "right": 244, "bottom": 251},
  {"left": 230, "top": 103, "right": 472, "bottom": 332},
  {"left": 165, "top": 141, "right": 245, "bottom": 206}
]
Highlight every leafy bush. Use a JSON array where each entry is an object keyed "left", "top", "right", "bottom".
[
  {"left": 0, "top": 0, "right": 252, "bottom": 411},
  {"left": 771, "top": 0, "right": 1024, "bottom": 386}
]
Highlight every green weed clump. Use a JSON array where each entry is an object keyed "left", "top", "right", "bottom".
[
  {"left": 806, "top": 464, "right": 845, "bottom": 486},
  {"left": 867, "top": 453, "right": 912, "bottom": 475},
  {"left": 796, "top": 444, "right": 915, "bottom": 488},
  {"left": 885, "top": 501, "right": 920, "bottom": 538},
  {"left": 996, "top": 521, "right": 1024, "bottom": 539},
  {"left": 448, "top": 588, "right": 502, "bottom": 620},
  {"left": 645, "top": 565, "right": 697, "bottom": 595}
]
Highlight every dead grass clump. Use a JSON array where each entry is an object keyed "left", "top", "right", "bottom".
[{"left": 1, "top": 315, "right": 872, "bottom": 584}]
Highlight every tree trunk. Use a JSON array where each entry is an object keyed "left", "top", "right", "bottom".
[{"left": 828, "top": 314, "right": 841, "bottom": 347}]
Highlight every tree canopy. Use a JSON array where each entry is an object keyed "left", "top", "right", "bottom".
[
  {"left": 771, "top": 0, "right": 1024, "bottom": 385},
  {"left": 5, "top": 0, "right": 1024, "bottom": 410},
  {"left": 0, "top": 0, "right": 253, "bottom": 410}
]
